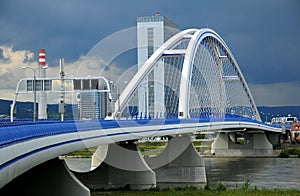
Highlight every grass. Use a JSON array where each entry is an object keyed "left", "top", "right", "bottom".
[
  {"left": 138, "top": 141, "right": 204, "bottom": 156},
  {"left": 64, "top": 141, "right": 300, "bottom": 158},
  {"left": 278, "top": 146, "right": 300, "bottom": 158},
  {"left": 63, "top": 147, "right": 96, "bottom": 157},
  {"left": 91, "top": 184, "right": 300, "bottom": 196},
  {"left": 62, "top": 141, "right": 195, "bottom": 158},
  {"left": 137, "top": 141, "right": 167, "bottom": 156}
]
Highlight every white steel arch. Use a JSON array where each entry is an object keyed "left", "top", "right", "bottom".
[
  {"left": 113, "top": 29, "right": 198, "bottom": 118},
  {"left": 114, "top": 28, "right": 261, "bottom": 121},
  {"left": 178, "top": 28, "right": 260, "bottom": 121}
]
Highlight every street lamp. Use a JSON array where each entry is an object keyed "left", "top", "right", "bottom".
[
  {"left": 109, "top": 81, "right": 121, "bottom": 120},
  {"left": 110, "top": 80, "right": 133, "bottom": 120},
  {"left": 22, "top": 66, "right": 46, "bottom": 122},
  {"left": 22, "top": 66, "right": 38, "bottom": 122}
]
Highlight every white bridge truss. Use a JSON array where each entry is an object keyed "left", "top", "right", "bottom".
[
  {"left": 114, "top": 28, "right": 261, "bottom": 121},
  {"left": 10, "top": 76, "right": 112, "bottom": 122}
]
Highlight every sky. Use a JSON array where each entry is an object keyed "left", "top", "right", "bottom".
[{"left": 0, "top": 0, "right": 299, "bottom": 106}]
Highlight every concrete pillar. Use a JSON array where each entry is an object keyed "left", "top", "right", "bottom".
[
  {"left": 266, "top": 133, "right": 281, "bottom": 146},
  {"left": 75, "top": 141, "right": 156, "bottom": 190},
  {"left": 0, "top": 158, "right": 90, "bottom": 196},
  {"left": 211, "top": 132, "right": 273, "bottom": 156},
  {"left": 144, "top": 135, "right": 206, "bottom": 188},
  {"left": 91, "top": 144, "right": 108, "bottom": 170}
]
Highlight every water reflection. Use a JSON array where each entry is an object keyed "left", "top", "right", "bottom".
[{"left": 204, "top": 158, "right": 300, "bottom": 189}]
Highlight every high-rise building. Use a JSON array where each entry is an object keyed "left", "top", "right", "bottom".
[
  {"left": 77, "top": 88, "right": 108, "bottom": 119},
  {"left": 137, "top": 12, "right": 179, "bottom": 117}
]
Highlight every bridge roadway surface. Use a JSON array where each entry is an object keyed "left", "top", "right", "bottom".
[{"left": 0, "top": 117, "right": 281, "bottom": 189}]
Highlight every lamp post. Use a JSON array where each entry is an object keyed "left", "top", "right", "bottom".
[
  {"left": 22, "top": 66, "right": 47, "bottom": 122},
  {"left": 109, "top": 81, "right": 120, "bottom": 120},
  {"left": 266, "top": 113, "right": 271, "bottom": 123},
  {"left": 22, "top": 66, "right": 38, "bottom": 122},
  {"left": 109, "top": 80, "right": 130, "bottom": 120},
  {"left": 260, "top": 112, "right": 264, "bottom": 122},
  {"left": 138, "top": 83, "right": 148, "bottom": 119}
]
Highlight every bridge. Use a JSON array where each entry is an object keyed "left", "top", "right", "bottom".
[{"left": 0, "top": 28, "right": 282, "bottom": 195}]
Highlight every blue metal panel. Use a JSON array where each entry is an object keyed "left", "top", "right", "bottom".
[{"left": 0, "top": 117, "right": 279, "bottom": 148}]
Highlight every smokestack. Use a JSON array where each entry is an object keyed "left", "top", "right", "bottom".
[
  {"left": 38, "top": 49, "right": 47, "bottom": 119},
  {"left": 39, "top": 49, "right": 46, "bottom": 67}
]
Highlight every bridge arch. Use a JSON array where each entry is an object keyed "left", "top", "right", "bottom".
[
  {"left": 114, "top": 28, "right": 260, "bottom": 121},
  {"left": 113, "top": 28, "right": 198, "bottom": 118},
  {"left": 178, "top": 28, "right": 260, "bottom": 120}
]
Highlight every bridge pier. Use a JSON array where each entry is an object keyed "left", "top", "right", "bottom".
[
  {"left": 91, "top": 144, "right": 108, "bottom": 170},
  {"left": 266, "top": 132, "right": 282, "bottom": 146},
  {"left": 0, "top": 158, "right": 90, "bottom": 196},
  {"left": 144, "top": 135, "right": 207, "bottom": 188},
  {"left": 75, "top": 141, "right": 156, "bottom": 190},
  {"left": 211, "top": 132, "right": 273, "bottom": 156}
]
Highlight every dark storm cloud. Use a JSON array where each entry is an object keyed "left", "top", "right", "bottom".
[
  {"left": 0, "top": 0, "right": 135, "bottom": 64},
  {"left": 179, "top": 1, "right": 300, "bottom": 85},
  {"left": 0, "top": 0, "right": 299, "bottom": 105}
]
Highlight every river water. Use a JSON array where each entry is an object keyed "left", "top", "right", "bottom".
[
  {"left": 204, "top": 157, "right": 300, "bottom": 189},
  {"left": 65, "top": 157, "right": 300, "bottom": 190}
]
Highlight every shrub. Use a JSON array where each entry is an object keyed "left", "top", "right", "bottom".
[
  {"left": 195, "top": 134, "right": 205, "bottom": 139},
  {"left": 286, "top": 148, "right": 298, "bottom": 155},
  {"left": 174, "top": 186, "right": 184, "bottom": 191},
  {"left": 204, "top": 181, "right": 211, "bottom": 190},
  {"left": 279, "top": 150, "right": 289, "bottom": 158},
  {"left": 149, "top": 186, "right": 160, "bottom": 192},
  {"left": 216, "top": 181, "right": 227, "bottom": 191},
  {"left": 242, "top": 180, "right": 251, "bottom": 190}
]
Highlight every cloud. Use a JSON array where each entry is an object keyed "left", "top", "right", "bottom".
[
  {"left": 0, "top": 45, "right": 135, "bottom": 104},
  {"left": 1, "top": 45, "right": 299, "bottom": 107},
  {"left": 1, "top": 0, "right": 299, "bottom": 107},
  {"left": 249, "top": 82, "right": 300, "bottom": 106},
  {"left": 0, "top": 45, "right": 35, "bottom": 90}
]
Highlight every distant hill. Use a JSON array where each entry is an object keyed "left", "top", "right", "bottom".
[
  {"left": 0, "top": 99, "right": 299, "bottom": 121},
  {"left": 0, "top": 99, "right": 78, "bottom": 119},
  {"left": 0, "top": 99, "right": 11, "bottom": 116}
]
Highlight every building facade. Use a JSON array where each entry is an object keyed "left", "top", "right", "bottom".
[
  {"left": 78, "top": 90, "right": 108, "bottom": 119},
  {"left": 137, "top": 13, "right": 179, "bottom": 117}
]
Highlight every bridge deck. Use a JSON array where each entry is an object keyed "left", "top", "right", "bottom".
[{"left": 0, "top": 117, "right": 281, "bottom": 149}]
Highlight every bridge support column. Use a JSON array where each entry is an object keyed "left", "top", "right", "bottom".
[
  {"left": 0, "top": 158, "right": 90, "bottom": 196},
  {"left": 144, "top": 135, "right": 206, "bottom": 188},
  {"left": 211, "top": 132, "right": 273, "bottom": 156},
  {"left": 75, "top": 141, "right": 156, "bottom": 190},
  {"left": 267, "top": 133, "right": 281, "bottom": 146},
  {"left": 91, "top": 144, "right": 108, "bottom": 170}
]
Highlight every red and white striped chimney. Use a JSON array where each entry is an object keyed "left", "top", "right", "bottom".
[
  {"left": 38, "top": 49, "right": 47, "bottom": 119},
  {"left": 39, "top": 49, "right": 46, "bottom": 67}
]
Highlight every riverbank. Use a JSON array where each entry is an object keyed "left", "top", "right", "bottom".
[
  {"left": 91, "top": 185, "right": 300, "bottom": 196},
  {"left": 276, "top": 146, "right": 300, "bottom": 158},
  {"left": 64, "top": 156, "right": 300, "bottom": 191},
  {"left": 61, "top": 141, "right": 300, "bottom": 158}
]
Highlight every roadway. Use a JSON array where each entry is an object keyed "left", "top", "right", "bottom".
[{"left": 0, "top": 117, "right": 281, "bottom": 189}]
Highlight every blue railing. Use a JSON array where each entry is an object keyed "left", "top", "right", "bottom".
[
  {"left": 0, "top": 112, "right": 266, "bottom": 128},
  {"left": 0, "top": 118, "right": 78, "bottom": 127},
  {"left": 0, "top": 116, "right": 279, "bottom": 149}
]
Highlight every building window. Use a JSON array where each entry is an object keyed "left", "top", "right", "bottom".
[{"left": 147, "top": 28, "right": 154, "bottom": 58}]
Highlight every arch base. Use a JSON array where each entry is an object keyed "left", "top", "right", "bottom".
[
  {"left": 0, "top": 158, "right": 90, "bottom": 196},
  {"left": 211, "top": 132, "right": 273, "bottom": 156},
  {"left": 144, "top": 135, "right": 207, "bottom": 188},
  {"left": 75, "top": 141, "right": 156, "bottom": 190}
]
